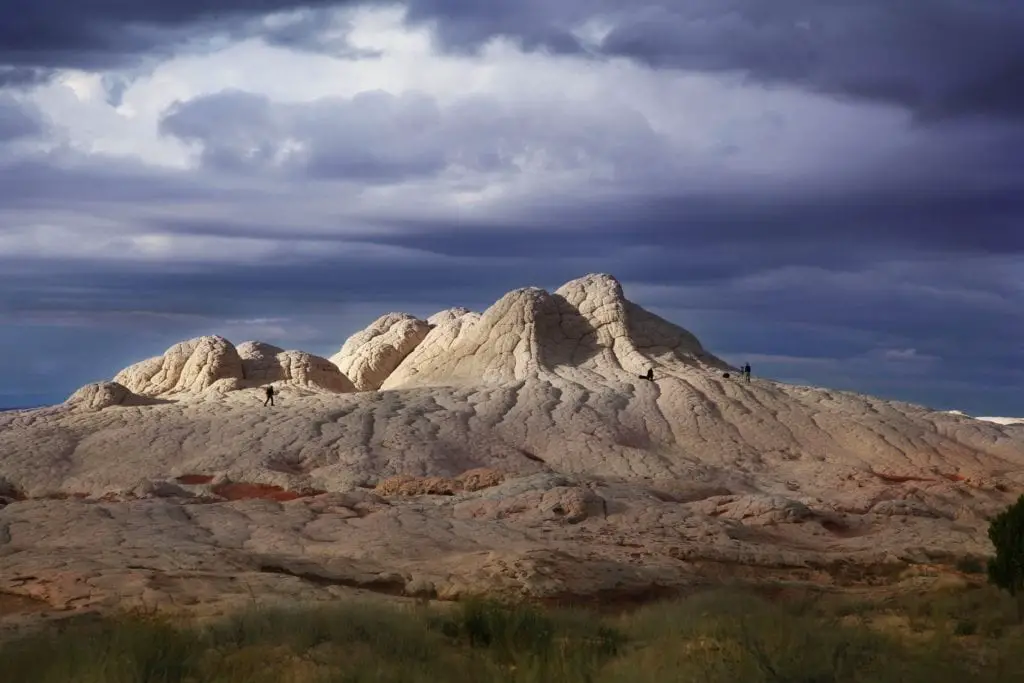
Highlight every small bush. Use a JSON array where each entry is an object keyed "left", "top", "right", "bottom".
[
  {"left": 457, "top": 597, "right": 554, "bottom": 654},
  {"left": 987, "top": 495, "right": 1024, "bottom": 621},
  {"left": 956, "top": 556, "right": 987, "bottom": 575},
  {"left": 954, "top": 619, "right": 977, "bottom": 636}
]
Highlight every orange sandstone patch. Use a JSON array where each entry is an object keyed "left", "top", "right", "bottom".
[
  {"left": 375, "top": 468, "right": 505, "bottom": 497},
  {"left": 211, "top": 482, "right": 324, "bottom": 502},
  {"left": 871, "top": 471, "right": 933, "bottom": 484}
]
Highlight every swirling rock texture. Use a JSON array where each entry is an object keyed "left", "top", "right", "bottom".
[
  {"left": 1, "top": 273, "right": 1023, "bottom": 623},
  {"left": 330, "top": 313, "right": 431, "bottom": 391},
  {"left": 237, "top": 341, "right": 355, "bottom": 394}
]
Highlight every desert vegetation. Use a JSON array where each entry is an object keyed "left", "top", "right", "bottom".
[
  {"left": 3, "top": 584, "right": 1023, "bottom": 683},
  {"left": 986, "top": 494, "right": 1024, "bottom": 621}
]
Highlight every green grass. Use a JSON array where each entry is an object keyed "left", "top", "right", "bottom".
[{"left": 2, "top": 586, "right": 1023, "bottom": 683}]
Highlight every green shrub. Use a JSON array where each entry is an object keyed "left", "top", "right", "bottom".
[
  {"left": 987, "top": 495, "right": 1024, "bottom": 621},
  {"left": 954, "top": 619, "right": 977, "bottom": 636},
  {"left": 0, "top": 613, "right": 201, "bottom": 683},
  {"left": 956, "top": 556, "right": 986, "bottom": 575}
]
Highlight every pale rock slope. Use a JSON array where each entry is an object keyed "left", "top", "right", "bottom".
[
  {"left": 384, "top": 275, "right": 726, "bottom": 391},
  {"left": 237, "top": 341, "right": 354, "bottom": 393},
  {"left": 381, "top": 308, "right": 481, "bottom": 388},
  {"left": 330, "top": 313, "right": 431, "bottom": 391},
  {"left": 65, "top": 381, "right": 167, "bottom": 410},
  {"left": 115, "top": 335, "right": 245, "bottom": 397},
  {"left": 1, "top": 273, "right": 1023, "bottom": 620}
]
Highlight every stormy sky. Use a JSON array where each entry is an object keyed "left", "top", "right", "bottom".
[{"left": 1, "top": 0, "right": 1022, "bottom": 415}]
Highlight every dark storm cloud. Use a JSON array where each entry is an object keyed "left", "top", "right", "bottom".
[
  {"left": 591, "top": 1, "right": 1024, "bottom": 121},
  {"left": 241, "top": 5, "right": 381, "bottom": 58},
  {"left": 0, "top": 66, "right": 55, "bottom": 89},
  {"left": 5, "top": 1, "right": 1024, "bottom": 123},
  {"left": 0, "top": 155, "right": 237, "bottom": 208},
  {"left": 0, "top": 257, "right": 512, "bottom": 317},
  {"left": 369, "top": 173, "right": 1024, "bottom": 270},
  {"left": 570, "top": 185, "right": 1024, "bottom": 256},
  {"left": 400, "top": 0, "right": 1024, "bottom": 122},
  {"left": 0, "top": 0, "right": 365, "bottom": 72}
]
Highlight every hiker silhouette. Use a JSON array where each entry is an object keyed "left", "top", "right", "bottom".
[
  {"left": 264, "top": 385, "right": 275, "bottom": 406},
  {"left": 638, "top": 367, "right": 654, "bottom": 381},
  {"left": 743, "top": 363, "right": 751, "bottom": 383}
]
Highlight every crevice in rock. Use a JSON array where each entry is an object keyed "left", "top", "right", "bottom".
[
  {"left": 256, "top": 563, "right": 407, "bottom": 596},
  {"left": 518, "top": 448, "right": 546, "bottom": 464},
  {"left": 212, "top": 482, "right": 325, "bottom": 502}
]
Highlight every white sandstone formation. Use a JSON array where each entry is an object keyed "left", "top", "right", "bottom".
[
  {"left": 107, "top": 337, "right": 353, "bottom": 401},
  {"left": 384, "top": 274, "right": 728, "bottom": 391},
  {"left": 427, "top": 307, "right": 474, "bottom": 327},
  {"left": 238, "top": 341, "right": 354, "bottom": 393},
  {"left": 65, "top": 381, "right": 162, "bottom": 410},
  {"left": 381, "top": 307, "right": 481, "bottom": 388},
  {"left": 2, "top": 272, "right": 1024, "bottom": 620},
  {"left": 330, "top": 313, "right": 431, "bottom": 391},
  {"left": 236, "top": 341, "right": 286, "bottom": 382},
  {"left": 114, "top": 335, "right": 244, "bottom": 397},
  {"left": 554, "top": 273, "right": 728, "bottom": 374},
  {"left": 382, "top": 286, "right": 568, "bottom": 387}
]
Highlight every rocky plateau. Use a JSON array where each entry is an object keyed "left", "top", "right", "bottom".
[{"left": 1, "top": 273, "right": 1022, "bottom": 626}]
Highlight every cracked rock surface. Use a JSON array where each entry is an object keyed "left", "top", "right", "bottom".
[
  {"left": 1, "top": 273, "right": 1023, "bottom": 622},
  {"left": 331, "top": 313, "right": 431, "bottom": 391}
]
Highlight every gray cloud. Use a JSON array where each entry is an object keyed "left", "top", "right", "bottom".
[
  {"left": 0, "top": 154, "right": 227, "bottom": 209},
  {"left": 100, "top": 74, "right": 135, "bottom": 108},
  {"left": 0, "top": 1, "right": 361, "bottom": 72},
  {"left": 590, "top": 1, "right": 1024, "bottom": 121},
  {"left": 160, "top": 89, "right": 453, "bottom": 180},
  {"left": 0, "top": 66, "right": 55, "bottom": 89},
  {"left": 401, "top": 0, "right": 1024, "bottom": 122},
  {"left": 5, "top": 1, "right": 1024, "bottom": 123},
  {"left": 238, "top": 5, "right": 381, "bottom": 58},
  {"left": 157, "top": 88, "right": 668, "bottom": 181},
  {"left": 0, "top": 95, "right": 45, "bottom": 142}
]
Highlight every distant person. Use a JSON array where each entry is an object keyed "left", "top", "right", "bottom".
[
  {"left": 743, "top": 363, "right": 751, "bottom": 383},
  {"left": 638, "top": 367, "right": 654, "bottom": 381},
  {"left": 264, "top": 385, "right": 275, "bottom": 406}
]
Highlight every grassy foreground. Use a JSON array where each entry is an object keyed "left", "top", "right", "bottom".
[{"left": 3, "top": 585, "right": 1023, "bottom": 683}]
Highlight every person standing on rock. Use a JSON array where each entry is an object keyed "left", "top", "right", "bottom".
[
  {"left": 638, "top": 367, "right": 654, "bottom": 381},
  {"left": 264, "top": 385, "right": 275, "bottom": 406},
  {"left": 743, "top": 363, "right": 751, "bottom": 383}
]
